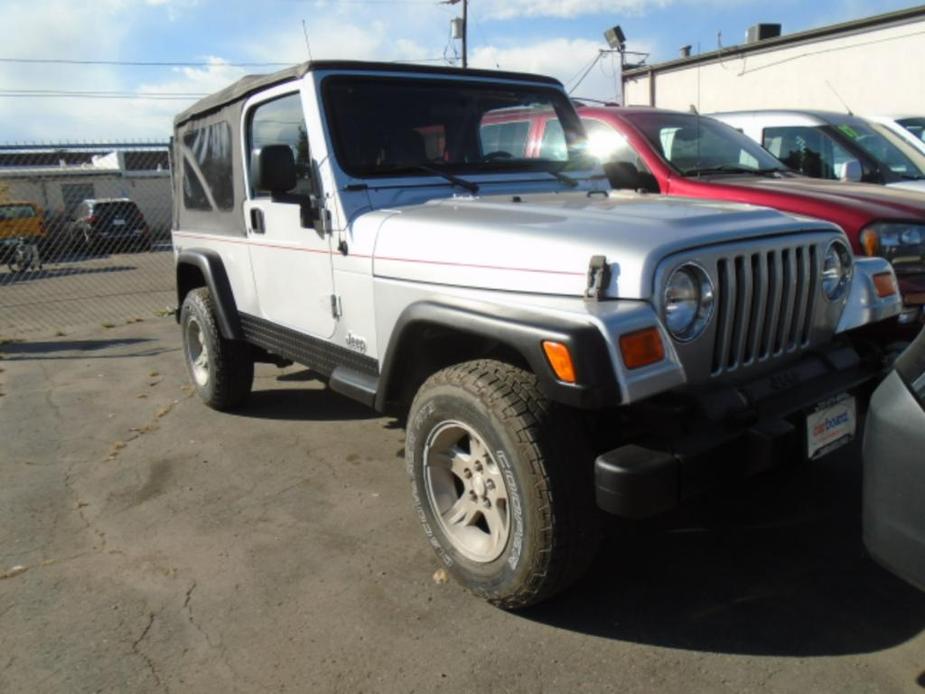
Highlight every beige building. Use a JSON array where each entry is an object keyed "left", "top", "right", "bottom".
[
  {"left": 623, "top": 5, "right": 925, "bottom": 114},
  {"left": 0, "top": 147, "right": 171, "bottom": 233}
]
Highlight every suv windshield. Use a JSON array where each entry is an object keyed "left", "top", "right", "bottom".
[
  {"left": 842, "top": 121, "right": 925, "bottom": 180},
  {"left": 897, "top": 117, "right": 925, "bottom": 143},
  {"left": 624, "top": 112, "right": 786, "bottom": 176},
  {"left": 323, "top": 76, "right": 595, "bottom": 179}
]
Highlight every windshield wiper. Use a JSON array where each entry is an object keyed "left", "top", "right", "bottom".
[
  {"left": 404, "top": 164, "right": 480, "bottom": 194},
  {"left": 683, "top": 165, "right": 784, "bottom": 177},
  {"left": 539, "top": 166, "right": 579, "bottom": 187}
]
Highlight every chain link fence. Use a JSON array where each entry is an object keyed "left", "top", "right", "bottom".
[{"left": 0, "top": 143, "right": 176, "bottom": 338}]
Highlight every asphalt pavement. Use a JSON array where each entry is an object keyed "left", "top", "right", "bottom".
[{"left": 2, "top": 318, "right": 924, "bottom": 693}]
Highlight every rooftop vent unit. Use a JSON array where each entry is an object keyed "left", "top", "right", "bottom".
[
  {"left": 679, "top": 45, "right": 692, "bottom": 58},
  {"left": 746, "top": 23, "right": 782, "bottom": 43}
]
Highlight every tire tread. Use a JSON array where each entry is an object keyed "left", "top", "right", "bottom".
[{"left": 415, "top": 359, "right": 599, "bottom": 609}]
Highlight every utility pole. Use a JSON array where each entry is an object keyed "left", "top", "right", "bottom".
[
  {"left": 446, "top": 0, "right": 468, "bottom": 68},
  {"left": 463, "top": 0, "right": 469, "bottom": 70}
]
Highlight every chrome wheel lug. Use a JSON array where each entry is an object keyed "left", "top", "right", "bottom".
[
  {"left": 483, "top": 498, "right": 491, "bottom": 508},
  {"left": 463, "top": 468, "right": 472, "bottom": 479},
  {"left": 485, "top": 479, "right": 495, "bottom": 491}
]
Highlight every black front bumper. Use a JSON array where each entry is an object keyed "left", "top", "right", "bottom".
[{"left": 595, "top": 342, "right": 884, "bottom": 518}]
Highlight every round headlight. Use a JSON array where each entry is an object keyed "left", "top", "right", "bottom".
[
  {"left": 822, "top": 240, "right": 852, "bottom": 301},
  {"left": 664, "top": 264, "right": 714, "bottom": 341}
]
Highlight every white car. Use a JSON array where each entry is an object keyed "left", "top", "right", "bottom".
[
  {"left": 711, "top": 110, "right": 925, "bottom": 194},
  {"left": 867, "top": 115, "right": 925, "bottom": 156},
  {"left": 171, "top": 61, "right": 902, "bottom": 608}
]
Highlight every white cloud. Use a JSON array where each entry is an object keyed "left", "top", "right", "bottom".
[
  {"left": 471, "top": 37, "right": 656, "bottom": 103},
  {"left": 478, "top": 0, "right": 666, "bottom": 20}
]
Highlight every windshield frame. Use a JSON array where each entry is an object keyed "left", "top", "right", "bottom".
[
  {"left": 320, "top": 74, "right": 596, "bottom": 181},
  {"left": 623, "top": 111, "right": 789, "bottom": 177}
]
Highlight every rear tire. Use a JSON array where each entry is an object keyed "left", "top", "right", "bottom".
[
  {"left": 406, "top": 359, "right": 600, "bottom": 609},
  {"left": 180, "top": 287, "right": 253, "bottom": 411}
]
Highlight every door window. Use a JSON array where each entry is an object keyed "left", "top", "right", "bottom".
[
  {"left": 247, "top": 93, "right": 312, "bottom": 198},
  {"left": 762, "top": 126, "right": 858, "bottom": 180}
]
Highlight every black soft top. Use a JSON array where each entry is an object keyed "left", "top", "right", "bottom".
[{"left": 174, "top": 60, "right": 563, "bottom": 126}]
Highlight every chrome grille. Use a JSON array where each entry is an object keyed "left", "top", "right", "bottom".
[{"left": 711, "top": 244, "right": 818, "bottom": 375}]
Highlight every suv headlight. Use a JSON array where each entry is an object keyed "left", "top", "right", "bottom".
[
  {"left": 860, "top": 222, "right": 925, "bottom": 255},
  {"left": 822, "top": 240, "right": 852, "bottom": 301},
  {"left": 663, "top": 263, "right": 714, "bottom": 341}
]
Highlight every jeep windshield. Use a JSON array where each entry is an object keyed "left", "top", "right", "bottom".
[
  {"left": 625, "top": 111, "right": 788, "bottom": 177},
  {"left": 323, "top": 75, "right": 596, "bottom": 180}
]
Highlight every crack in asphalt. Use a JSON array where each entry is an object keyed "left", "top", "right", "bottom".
[
  {"left": 106, "top": 393, "right": 192, "bottom": 463},
  {"left": 131, "top": 611, "right": 168, "bottom": 692},
  {"left": 184, "top": 581, "right": 219, "bottom": 650}
]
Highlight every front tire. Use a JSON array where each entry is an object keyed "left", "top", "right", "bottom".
[
  {"left": 180, "top": 287, "right": 253, "bottom": 411},
  {"left": 406, "top": 360, "right": 600, "bottom": 609}
]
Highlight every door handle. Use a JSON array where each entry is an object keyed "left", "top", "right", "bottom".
[{"left": 250, "top": 208, "right": 265, "bottom": 234}]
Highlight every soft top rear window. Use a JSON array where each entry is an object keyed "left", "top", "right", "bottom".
[
  {"left": 322, "top": 75, "right": 592, "bottom": 178},
  {"left": 181, "top": 121, "right": 235, "bottom": 211}
]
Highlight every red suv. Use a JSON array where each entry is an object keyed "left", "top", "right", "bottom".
[
  {"left": 579, "top": 106, "right": 925, "bottom": 325},
  {"left": 478, "top": 104, "right": 925, "bottom": 325}
]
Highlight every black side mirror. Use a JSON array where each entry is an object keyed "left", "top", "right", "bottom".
[
  {"left": 603, "top": 161, "right": 660, "bottom": 194},
  {"left": 254, "top": 145, "right": 297, "bottom": 195}
]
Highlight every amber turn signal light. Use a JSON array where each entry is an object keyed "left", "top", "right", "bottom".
[
  {"left": 542, "top": 341, "right": 577, "bottom": 383},
  {"left": 873, "top": 271, "right": 898, "bottom": 298},
  {"left": 860, "top": 228, "right": 879, "bottom": 257},
  {"left": 619, "top": 327, "right": 665, "bottom": 370}
]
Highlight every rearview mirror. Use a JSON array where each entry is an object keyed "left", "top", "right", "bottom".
[
  {"left": 254, "top": 145, "right": 297, "bottom": 195},
  {"left": 838, "top": 159, "right": 863, "bottom": 183},
  {"left": 603, "top": 161, "right": 660, "bottom": 194}
]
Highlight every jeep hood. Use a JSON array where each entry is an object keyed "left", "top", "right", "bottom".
[{"left": 370, "top": 191, "right": 836, "bottom": 299}]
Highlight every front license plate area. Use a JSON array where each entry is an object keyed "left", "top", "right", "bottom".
[{"left": 806, "top": 394, "right": 856, "bottom": 460}]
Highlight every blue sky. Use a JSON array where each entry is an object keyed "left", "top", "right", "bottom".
[{"left": 0, "top": 0, "right": 919, "bottom": 141}]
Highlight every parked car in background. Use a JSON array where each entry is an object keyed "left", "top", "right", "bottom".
[
  {"left": 710, "top": 110, "right": 925, "bottom": 195},
  {"left": 550, "top": 105, "right": 925, "bottom": 325},
  {"left": 0, "top": 200, "right": 45, "bottom": 271},
  {"left": 69, "top": 198, "right": 151, "bottom": 254},
  {"left": 867, "top": 115, "right": 925, "bottom": 156},
  {"left": 864, "top": 324, "right": 925, "bottom": 592}
]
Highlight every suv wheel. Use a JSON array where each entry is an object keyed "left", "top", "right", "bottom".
[
  {"left": 407, "top": 360, "right": 600, "bottom": 609},
  {"left": 180, "top": 287, "right": 254, "bottom": 411}
]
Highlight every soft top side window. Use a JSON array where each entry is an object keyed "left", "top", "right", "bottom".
[
  {"left": 181, "top": 121, "right": 234, "bottom": 211},
  {"left": 246, "top": 92, "right": 312, "bottom": 198}
]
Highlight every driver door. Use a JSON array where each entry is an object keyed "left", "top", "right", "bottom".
[{"left": 243, "top": 89, "right": 336, "bottom": 338}]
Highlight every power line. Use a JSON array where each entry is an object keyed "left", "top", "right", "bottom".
[
  {"left": 0, "top": 90, "right": 205, "bottom": 100},
  {"left": 0, "top": 57, "right": 295, "bottom": 68},
  {"left": 3, "top": 88, "right": 207, "bottom": 96}
]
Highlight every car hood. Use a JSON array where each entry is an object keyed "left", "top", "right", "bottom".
[
  {"left": 698, "top": 174, "right": 925, "bottom": 220},
  {"left": 370, "top": 191, "right": 837, "bottom": 299}
]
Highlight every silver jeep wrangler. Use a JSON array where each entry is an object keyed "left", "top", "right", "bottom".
[{"left": 171, "top": 61, "right": 901, "bottom": 608}]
